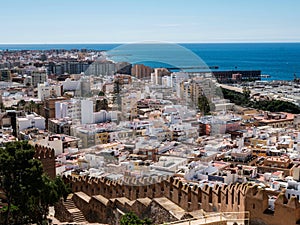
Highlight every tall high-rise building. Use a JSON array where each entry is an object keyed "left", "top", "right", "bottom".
[
  {"left": 85, "top": 60, "right": 117, "bottom": 76},
  {"left": 46, "top": 61, "right": 91, "bottom": 75},
  {"left": 81, "top": 100, "right": 93, "bottom": 124},
  {"left": 152, "top": 68, "right": 170, "bottom": 85},
  {"left": 131, "top": 64, "right": 153, "bottom": 79},
  {"left": 31, "top": 70, "right": 48, "bottom": 87}
]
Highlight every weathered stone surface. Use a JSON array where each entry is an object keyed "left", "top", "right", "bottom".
[{"left": 56, "top": 175, "right": 300, "bottom": 225}]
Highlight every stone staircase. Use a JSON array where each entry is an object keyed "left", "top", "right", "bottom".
[{"left": 63, "top": 194, "right": 87, "bottom": 223}]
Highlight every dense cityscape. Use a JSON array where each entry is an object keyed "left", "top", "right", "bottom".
[
  {"left": 1, "top": 45, "right": 300, "bottom": 225},
  {"left": 1, "top": 1, "right": 300, "bottom": 225}
]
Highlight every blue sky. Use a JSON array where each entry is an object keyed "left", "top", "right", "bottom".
[{"left": 0, "top": 0, "right": 299, "bottom": 43}]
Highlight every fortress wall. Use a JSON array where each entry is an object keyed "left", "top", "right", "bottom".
[
  {"left": 63, "top": 175, "right": 300, "bottom": 225},
  {"left": 34, "top": 144, "right": 56, "bottom": 179}
]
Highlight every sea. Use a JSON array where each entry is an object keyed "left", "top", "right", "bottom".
[{"left": 0, "top": 43, "right": 300, "bottom": 81}]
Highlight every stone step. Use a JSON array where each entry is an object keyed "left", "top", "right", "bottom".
[
  {"left": 64, "top": 202, "right": 76, "bottom": 207},
  {"left": 71, "top": 208, "right": 87, "bottom": 223},
  {"left": 73, "top": 217, "right": 86, "bottom": 220},
  {"left": 73, "top": 212, "right": 84, "bottom": 216},
  {"left": 73, "top": 217, "right": 87, "bottom": 222},
  {"left": 63, "top": 200, "right": 77, "bottom": 209},
  {"left": 67, "top": 193, "right": 74, "bottom": 199},
  {"left": 62, "top": 195, "right": 88, "bottom": 223},
  {"left": 64, "top": 205, "right": 77, "bottom": 210},
  {"left": 73, "top": 213, "right": 85, "bottom": 216},
  {"left": 64, "top": 201, "right": 76, "bottom": 205}
]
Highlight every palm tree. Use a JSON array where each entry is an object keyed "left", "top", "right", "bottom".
[
  {"left": 17, "top": 99, "right": 26, "bottom": 111},
  {"left": 29, "top": 100, "right": 36, "bottom": 113}
]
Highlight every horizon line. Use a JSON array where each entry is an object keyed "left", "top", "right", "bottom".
[{"left": 1, "top": 41, "right": 300, "bottom": 45}]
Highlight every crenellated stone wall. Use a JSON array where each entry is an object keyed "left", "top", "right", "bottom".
[
  {"left": 245, "top": 186, "right": 300, "bottom": 225},
  {"left": 59, "top": 175, "right": 300, "bottom": 225},
  {"left": 34, "top": 144, "right": 56, "bottom": 178}
]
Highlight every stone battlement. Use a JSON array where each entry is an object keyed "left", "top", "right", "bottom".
[
  {"left": 63, "top": 175, "right": 248, "bottom": 219},
  {"left": 34, "top": 144, "right": 55, "bottom": 178},
  {"left": 60, "top": 175, "right": 300, "bottom": 224},
  {"left": 34, "top": 144, "right": 55, "bottom": 159}
]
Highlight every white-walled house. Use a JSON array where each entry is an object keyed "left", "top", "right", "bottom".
[{"left": 16, "top": 113, "right": 45, "bottom": 136}]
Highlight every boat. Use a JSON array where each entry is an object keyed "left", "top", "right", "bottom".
[{"left": 260, "top": 74, "right": 271, "bottom": 78}]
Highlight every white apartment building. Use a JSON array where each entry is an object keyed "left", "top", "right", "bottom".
[
  {"left": 81, "top": 100, "right": 93, "bottom": 124},
  {"left": 62, "top": 76, "right": 92, "bottom": 97},
  {"left": 55, "top": 99, "right": 81, "bottom": 122},
  {"left": 62, "top": 78, "right": 81, "bottom": 91},
  {"left": 16, "top": 113, "right": 45, "bottom": 135},
  {"left": 55, "top": 99, "right": 93, "bottom": 124},
  {"left": 37, "top": 82, "right": 62, "bottom": 100}
]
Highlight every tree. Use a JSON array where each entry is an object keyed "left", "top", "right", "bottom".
[
  {"left": 98, "top": 91, "right": 105, "bottom": 96},
  {"left": 242, "top": 87, "right": 251, "bottom": 99},
  {"left": 96, "top": 98, "right": 109, "bottom": 111},
  {"left": 28, "top": 100, "right": 37, "bottom": 113},
  {"left": 34, "top": 175, "right": 70, "bottom": 223},
  {"left": 120, "top": 212, "right": 152, "bottom": 225},
  {"left": 0, "top": 141, "right": 69, "bottom": 225},
  {"left": 222, "top": 87, "right": 300, "bottom": 114},
  {"left": 198, "top": 95, "right": 211, "bottom": 115},
  {"left": 17, "top": 99, "right": 26, "bottom": 110}
]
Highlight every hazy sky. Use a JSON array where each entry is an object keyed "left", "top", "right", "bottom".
[{"left": 1, "top": 0, "right": 299, "bottom": 43}]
